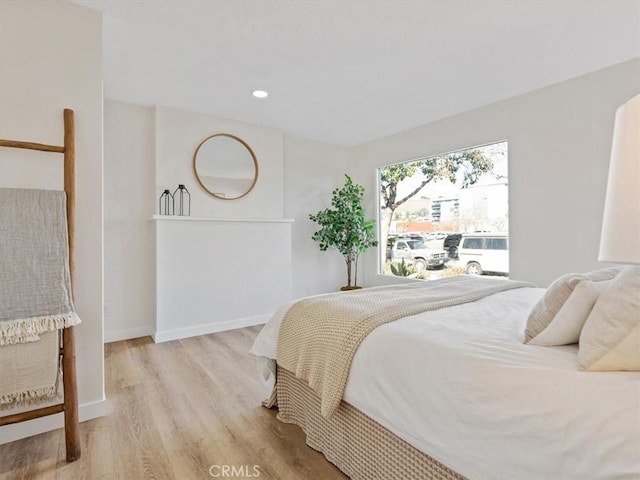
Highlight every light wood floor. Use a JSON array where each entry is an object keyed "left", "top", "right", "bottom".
[{"left": 0, "top": 326, "right": 347, "bottom": 480}]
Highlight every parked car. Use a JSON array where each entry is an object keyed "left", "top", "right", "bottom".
[
  {"left": 389, "top": 238, "right": 448, "bottom": 270},
  {"left": 443, "top": 233, "right": 462, "bottom": 258},
  {"left": 386, "top": 233, "right": 425, "bottom": 260},
  {"left": 457, "top": 233, "right": 508, "bottom": 275}
]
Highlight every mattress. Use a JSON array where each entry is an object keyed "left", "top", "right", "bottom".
[{"left": 251, "top": 287, "right": 640, "bottom": 479}]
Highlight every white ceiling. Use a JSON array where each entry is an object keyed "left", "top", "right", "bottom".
[{"left": 74, "top": 0, "right": 640, "bottom": 146}]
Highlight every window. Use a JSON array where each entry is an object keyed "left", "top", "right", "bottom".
[
  {"left": 406, "top": 240, "right": 426, "bottom": 249},
  {"left": 489, "top": 238, "right": 507, "bottom": 250},
  {"left": 463, "top": 238, "right": 485, "bottom": 250},
  {"left": 379, "top": 141, "right": 508, "bottom": 279}
]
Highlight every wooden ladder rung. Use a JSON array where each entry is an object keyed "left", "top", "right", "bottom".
[
  {"left": 0, "top": 403, "right": 65, "bottom": 426},
  {"left": 0, "top": 139, "right": 65, "bottom": 153}
]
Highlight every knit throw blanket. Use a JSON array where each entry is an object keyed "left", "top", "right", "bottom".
[
  {"left": 0, "top": 188, "right": 81, "bottom": 408},
  {"left": 277, "top": 276, "right": 534, "bottom": 418}
]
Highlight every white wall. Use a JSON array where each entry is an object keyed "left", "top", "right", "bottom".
[
  {"left": 154, "top": 107, "right": 291, "bottom": 341},
  {"left": 152, "top": 107, "right": 292, "bottom": 339},
  {"left": 284, "top": 136, "right": 350, "bottom": 298},
  {"left": 349, "top": 58, "right": 640, "bottom": 288},
  {"left": 0, "top": 0, "right": 106, "bottom": 443},
  {"left": 153, "top": 217, "right": 292, "bottom": 342},
  {"left": 155, "top": 106, "right": 284, "bottom": 219},
  {"left": 104, "top": 100, "right": 156, "bottom": 342}
]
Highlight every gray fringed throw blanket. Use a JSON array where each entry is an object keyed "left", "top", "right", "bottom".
[
  {"left": 0, "top": 188, "right": 81, "bottom": 408},
  {"left": 0, "top": 188, "right": 80, "bottom": 345}
]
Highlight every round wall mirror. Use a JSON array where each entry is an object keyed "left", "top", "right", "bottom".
[{"left": 193, "top": 133, "right": 258, "bottom": 200}]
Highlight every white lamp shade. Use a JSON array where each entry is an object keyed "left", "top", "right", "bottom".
[{"left": 598, "top": 93, "right": 640, "bottom": 264}]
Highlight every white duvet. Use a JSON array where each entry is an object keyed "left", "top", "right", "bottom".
[{"left": 250, "top": 287, "right": 640, "bottom": 480}]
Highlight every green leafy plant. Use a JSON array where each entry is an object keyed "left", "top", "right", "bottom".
[
  {"left": 309, "top": 175, "right": 378, "bottom": 288},
  {"left": 390, "top": 258, "right": 415, "bottom": 277}
]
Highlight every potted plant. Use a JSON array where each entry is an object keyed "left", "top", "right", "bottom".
[{"left": 309, "top": 174, "right": 378, "bottom": 290}]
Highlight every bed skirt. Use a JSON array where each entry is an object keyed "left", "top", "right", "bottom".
[{"left": 275, "top": 366, "right": 466, "bottom": 480}]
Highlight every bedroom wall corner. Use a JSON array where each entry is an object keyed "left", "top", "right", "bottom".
[
  {"left": 283, "top": 136, "right": 349, "bottom": 298},
  {"left": 103, "top": 100, "right": 156, "bottom": 342},
  {"left": 0, "top": 0, "right": 107, "bottom": 443}
]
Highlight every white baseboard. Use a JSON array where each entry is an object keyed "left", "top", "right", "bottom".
[
  {"left": 104, "top": 326, "right": 154, "bottom": 343},
  {"left": 0, "top": 398, "right": 110, "bottom": 445},
  {"left": 153, "top": 314, "right": 269, "bottom": 343}
]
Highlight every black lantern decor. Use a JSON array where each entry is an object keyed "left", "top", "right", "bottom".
[
  {"left": 173, "top": 184, "right": 191, "bottom": 216},
  {"left": 159, "top": 189, "right": 173, "bottom": 215}
]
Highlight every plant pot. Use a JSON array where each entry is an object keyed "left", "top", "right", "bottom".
[{"left": 340, "top": 285, "right": 363, "bottom": 291}]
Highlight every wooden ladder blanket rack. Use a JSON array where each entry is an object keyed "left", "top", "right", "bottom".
[{"left": 0, "top": 109, "right": 81, "bottom": 462}]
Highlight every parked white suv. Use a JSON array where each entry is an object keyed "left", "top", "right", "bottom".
[{"left": 458, "top": 233, "right": 509, "bottom": 275}]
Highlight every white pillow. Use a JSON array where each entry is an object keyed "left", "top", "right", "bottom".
[
  {"left": 527, "top": 279, "right": 610, "bottom": 346},
  {"left": 524, "top": 266, "right": 622, "bottom": 343},
  {"left": 579, "top": 266, "right": 640, "bottom": 371}
]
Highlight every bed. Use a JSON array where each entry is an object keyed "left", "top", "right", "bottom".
[{"left": 251, "top": 273, "right": 640, "bottom": 480}]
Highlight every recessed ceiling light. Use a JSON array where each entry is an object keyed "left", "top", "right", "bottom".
[{"left": 252, "top": 90, "right": 268, "bottom": 99}]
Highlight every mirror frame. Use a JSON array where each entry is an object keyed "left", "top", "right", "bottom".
[{"left": 192, "top": 133, "right": 259, "bottom": 200}]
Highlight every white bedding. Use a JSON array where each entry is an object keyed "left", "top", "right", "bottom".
[{"left": 250, "top": 287, "right": 640, "bottom": 480}]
